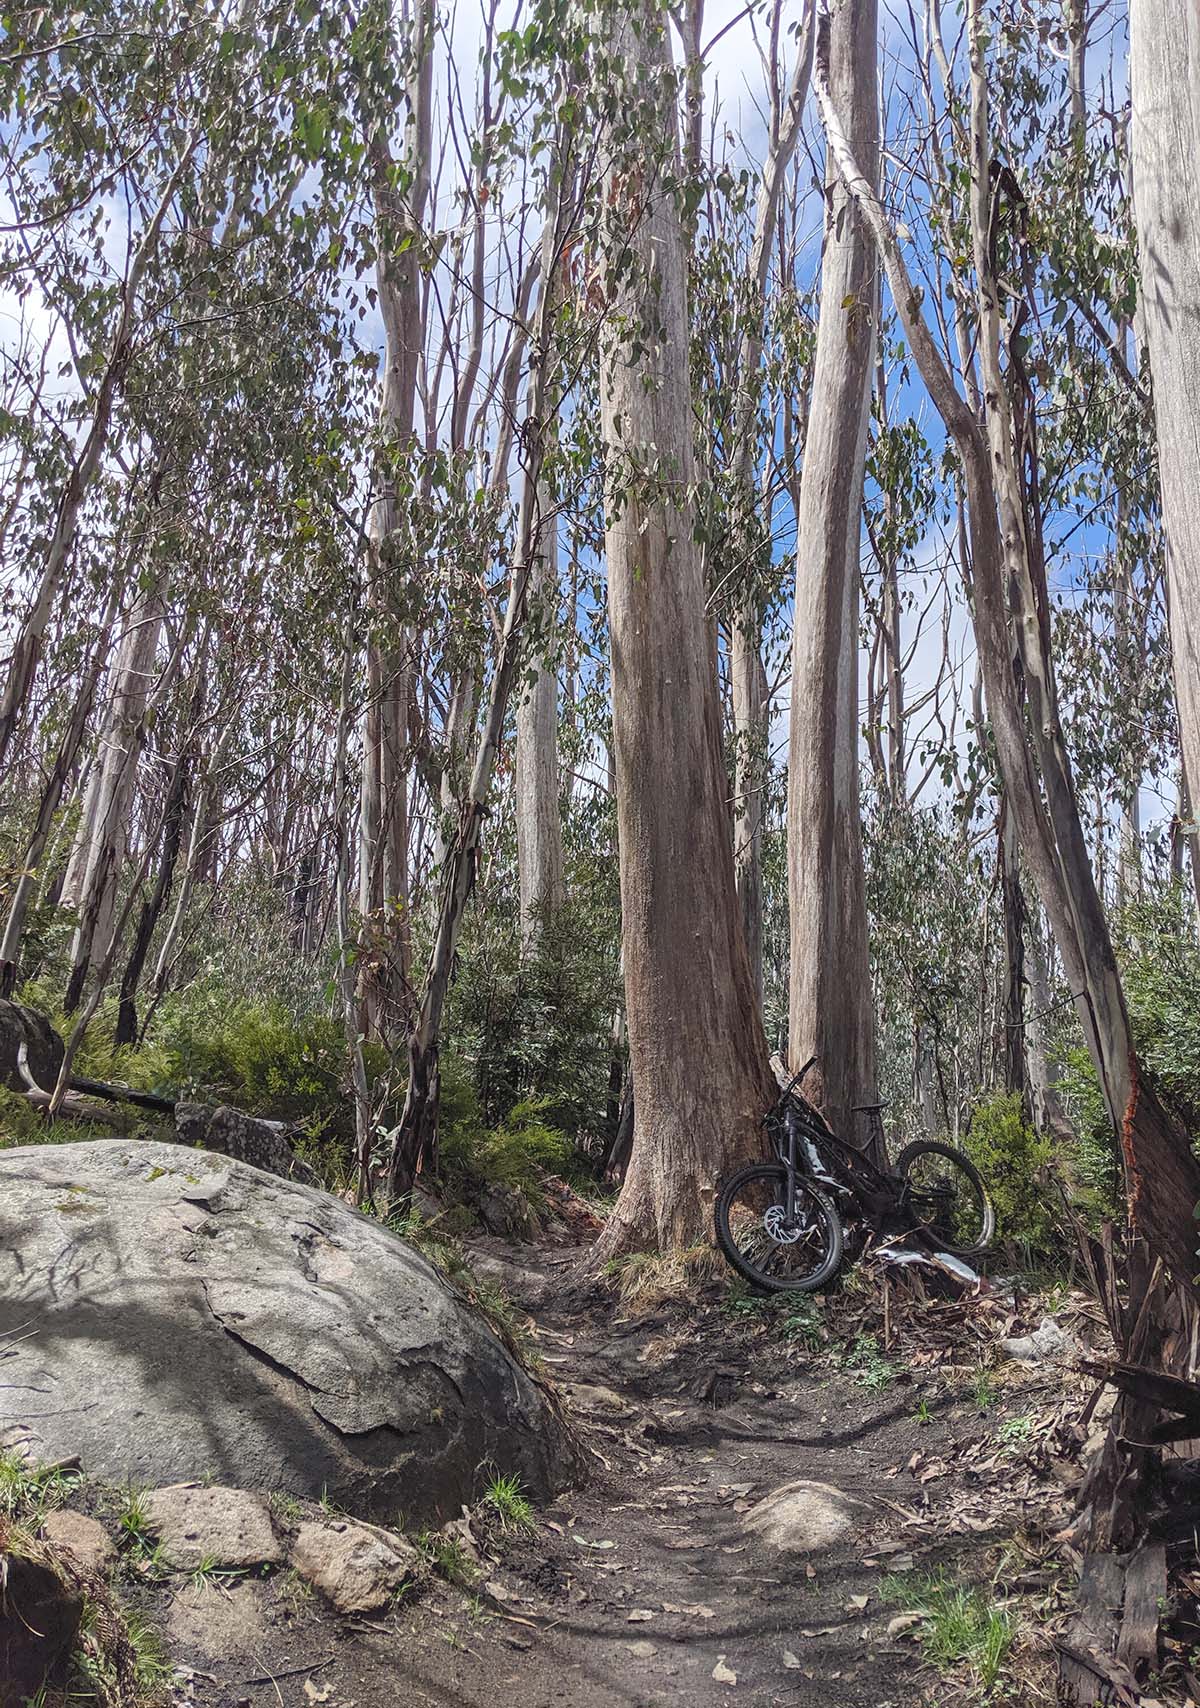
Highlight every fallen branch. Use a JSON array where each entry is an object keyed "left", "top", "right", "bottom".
[{"left": 16, "top": 1042, "right": 126, "bottom": 1127}]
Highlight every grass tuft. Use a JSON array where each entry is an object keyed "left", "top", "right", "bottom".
[
  {"left": 482, "top": 1470, "right": 536, "bottom": 1535},
  {"left": 881, "top": 1568, "right": 1014, "bottom": 1693}
]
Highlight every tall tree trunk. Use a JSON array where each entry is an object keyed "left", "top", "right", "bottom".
[
  {"left": 729, "top": 0, "right": 815, "bottom": 998},
  {"left": 786, "top": 0, "right": 882, "bottom": 1161},
  {"left": 515, "top": 487, "right": 564, "bottom": 944},
  {"left": 62, "top": 592, "right": 167, "bottom": 1013},
  {"left": 1129, "top": 0, "right": 1200, "bottom": 859},
  {"left": 356, "top": 0, "right": 434, "bottom": 1042},
  {"left": 114, "top": 752, "right": 189, "bottom": 1046},
  {"left": 386, "top": 147, "right": 572, "bottom": 1200},
  {"left": 590, "top": 0, "right": 773, "bottom": 1259}
]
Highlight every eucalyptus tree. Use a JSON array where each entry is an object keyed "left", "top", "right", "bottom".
[
  {"left": 725, "top": 0, "right": 814, "bottom": 997},
  {"left": 587, "top": 0, "right": 772, "bottom": 1256},
  {"left": 787, "top": 0, "right": 881, "bottom": 1158},
  {"left": 355, "top": 0, "right": 435, "bottom": 1044},
  {"left": 515, "top": 484, "right": 565, "bottom": 944},
  {"left": 1128, "top": 0, "right": 1200, "bottom": 846}
]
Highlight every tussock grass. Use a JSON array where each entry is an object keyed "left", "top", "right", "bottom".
[
  {"left": 604, "top": 1243, "right": 726, "bottom": 1309},
  {"left": 881, "top": 1568, "right": 1014, "bottom": 1694}
]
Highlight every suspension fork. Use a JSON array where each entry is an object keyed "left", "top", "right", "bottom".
[{"left": 783, "top": 1105, "right": 799, "bottom": 1222}]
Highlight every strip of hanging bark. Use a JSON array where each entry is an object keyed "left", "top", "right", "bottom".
[
  {"left": 63, "top": 1075, "right": 176, "bottom": 1115},
  {"left": 1079, "top": 1359, "right": 1200, "bottom": 1434},
  {"left": 1117, "top": 1543, "right": 1166, "bottom": 1672},
  {"left": 1057, "top": 1553, "right": 1135, "bottom": 1708}
]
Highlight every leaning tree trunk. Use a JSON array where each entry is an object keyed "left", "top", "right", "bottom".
[
  {"left": 590, "top": 0, "right": 773, "bottom": 1258},
  {"left": 787, "top": 0, "right": 882, "bottom": 1162},
  {"left": 1129, "top": 0, "right": 1200, "bottom": 845},
  {"left": 114, "top": 751, "right": 189, "bottom": 1045},
  {"left": 0, "top": 578, "right": 123, "bottom": 995},
  {"left": 61, "top": 591, "right": 167, "bottom": 1013},
  {"left": 0, "top": 138, "right": 197, "bottom": 775}
]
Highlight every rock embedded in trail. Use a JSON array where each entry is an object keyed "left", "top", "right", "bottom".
[
  {"left": 39, "top": 1510, "right": 115, "bottom": 1577},
  {"left": 291, "top": 1516, "right": 424, "bottom": 1613},
  {"left": 741, "top": 1479, "right": 866, "bottom": 1553},
  {"left": 0, "top": 1139, "right": 579, "bottom": 1523},
  {"left": 143, "top": 1484, "right": 284, "bottom": 1570}
]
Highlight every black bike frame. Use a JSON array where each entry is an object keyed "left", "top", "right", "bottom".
[{"left": 768, "top": 1058, "right": 901, "bottom": 1225}]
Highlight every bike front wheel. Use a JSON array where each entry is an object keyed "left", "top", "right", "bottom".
[
  {"left": 715, "top": 1163, "right": 844, "bottom": 1293},
  {"left": 894, "top": 1140, "right": 994, "bottom": 1259}
]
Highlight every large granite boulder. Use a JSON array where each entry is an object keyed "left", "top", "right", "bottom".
[
  {"left": 0, "top": 1141, "right": 579, "bottom": 1522},
  {"left": 0, "top": 999, "right": 64, "bottom": 1093}
]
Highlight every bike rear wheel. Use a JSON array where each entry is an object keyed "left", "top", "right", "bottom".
[
  {"left": 715, "top": 1162, "right": 844, "bottom": 1293},
  {"left": 894, "top": 1140, "right": 994, "bottom": 1259}
]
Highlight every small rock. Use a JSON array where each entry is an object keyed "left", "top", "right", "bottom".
[
  {"left": 478, "top": 1183, "right": 539, "bottom": 1241},
  {"left": 40, "top": 1510, "right": 115, "bottom": 1576},
  {"left": 627, "top": 1639, "right": 658, "bottom": 1658},
  {"left": 999, "top": 1315, "right": 1073, "bottom": 1363},
  {"left": 712, "top": 1654, "right": 738, "bottom": 1684},
  {"left": 742, "top": 1479, "right": 865, "bottom": 1553},
  {"left": 563, "top": 1382, "right": 632, "bottom": 1415},
  {"left": 144, "top": 1485, "right": 284, "bottom": 1570},
  {"left": 290, "top": 1518, "right": 423, "bottom": 1614}
]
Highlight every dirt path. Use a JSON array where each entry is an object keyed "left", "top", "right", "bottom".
[{"left": 156, "top": 1229, "right": 1082, "bottom": 1708}]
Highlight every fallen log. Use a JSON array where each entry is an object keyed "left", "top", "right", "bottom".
[{"left": 65, "top": 1074, "right": 175, "bottom": 1114}]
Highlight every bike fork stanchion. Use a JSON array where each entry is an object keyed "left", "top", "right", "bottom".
[{"left": 784, "top": 1109, "right": 798, "bottom": 1223}]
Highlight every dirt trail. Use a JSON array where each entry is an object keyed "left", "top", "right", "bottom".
[{"left": 165, "top": 1231, "right": 1054, "bottom": 1708}]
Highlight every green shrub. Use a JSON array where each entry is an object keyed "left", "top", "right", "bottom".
[
  {"left": 962, "top": 1092, "right": 1058, "bottom": 1258},
  {"left": 440, "top": 1093, "right": 571, "bottom": 1203},
  {"left": 444, "top": 893, "right": 621, "bottom": 1151}
]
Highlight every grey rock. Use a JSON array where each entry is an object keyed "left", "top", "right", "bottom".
[
  {"left": 999, "top": 1315, "right": 1074, "bottom": 1363},
  {"left": 143, "top": 1484, "right": 284, "bottom": 1570},
  {"left": 40, "top": 1510, "right": 115, "bottom": 1577},
  {"left": 0, "top": 1000, "right": 63, "bottom": 1094},
  {"left": 742, "top": 1479, "right": 865, "bottom": 1553},
  {"left": 0, "top": 1140, "right": 580, "bottom": 1523},
  {"left": 290, "top": 1517, "right": 423, "bottom": 1613},
  {"left": 174, "top": 1102, "right": 314, "bottom": 1183},
  {"left": 478, "top": 1184, "right": 539, "bottom": 1241}
]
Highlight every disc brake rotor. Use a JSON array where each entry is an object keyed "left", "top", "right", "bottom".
[{"left": 763, "top": 1203, "right": 804, "bottom": 1245}]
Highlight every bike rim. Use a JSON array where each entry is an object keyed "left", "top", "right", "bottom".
[
  {"left": 722, "top": 1171, "right": 834, "bottom": 1288},
  {"left": 904, "top": 1154, "right": 987, "bottom": 1250}
]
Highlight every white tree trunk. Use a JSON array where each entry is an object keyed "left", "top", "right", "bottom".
[
  {"left": 786, "top": 0, "right": 881, "bottom": 1157},
  {"left": 62, "top": 592, "right": 166, "bottom": 1009},
  {"left": 1129, "top": 0, "right": 1200, "bottom": 830},
  {"left": 515, "top": 491, "right": 564, "bottom": 943}
]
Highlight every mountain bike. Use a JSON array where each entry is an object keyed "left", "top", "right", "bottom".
[{"left": 715, "top": 1057, "right": 994, "bottom": 1293}]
